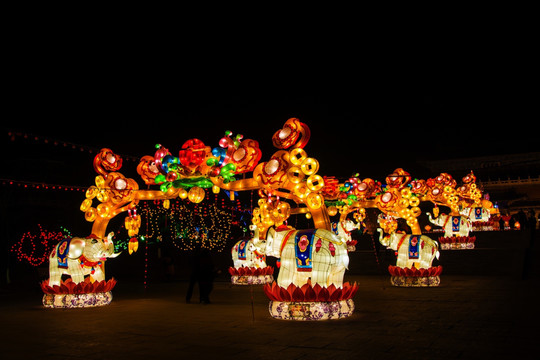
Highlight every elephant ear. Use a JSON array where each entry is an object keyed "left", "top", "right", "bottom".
[{"left": 67, "top": 238, "right": 86, "bottom": 259}]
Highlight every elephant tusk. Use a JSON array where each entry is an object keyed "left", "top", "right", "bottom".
[{"left": 109, "top": 252, "right": 121, "bottom": 258}]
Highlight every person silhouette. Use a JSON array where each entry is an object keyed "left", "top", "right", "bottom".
[{"left": 186, "top": 243, "right": 215, "bottom": 304}]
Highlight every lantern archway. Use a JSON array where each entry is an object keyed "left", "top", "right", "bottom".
[{"left": 42, "top": 118, "right": 498, "bottom": 311}]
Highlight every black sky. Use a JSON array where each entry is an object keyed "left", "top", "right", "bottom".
[
  {"left": 4, "top": 46, "right": 535, "bottom": 186},
  {"left": 8, "top": 79, "right": 533, "bottom": 180}
]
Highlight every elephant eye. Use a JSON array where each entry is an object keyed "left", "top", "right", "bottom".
[{"left": 91, "top": 239, "right": 98, "bottom": 244}]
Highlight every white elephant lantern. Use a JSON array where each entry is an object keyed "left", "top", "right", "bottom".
[
  {"left": 461, "top": 206, "right": 494, "bottom": 232},
  {"left": 427, "top": 212, "right": 475, "bottom": 249},
  {"left": 262, "top": 225, "right": 356, "bottom": 320},
  {"left": 377, "top": 228, "right": 442, "bottom": 287},
  {"left": 229, "top": 225, "right": 274, "bottom": 285},
  {"left": 461, "top": 206, "right": 491, "bottom": 223},
  {"left": 41, "top": 232, "right": 120, "bottom": 308}
]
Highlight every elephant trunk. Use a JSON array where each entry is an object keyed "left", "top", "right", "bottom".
[
  {"left": 105, "top": 243, "right": 121, "bottom": 258},
  {"left": 426, "top": 212, "right": 440, "bottom": 225},
  {"left": 377, "top": 228, "right": 389, "bottom": 247}
]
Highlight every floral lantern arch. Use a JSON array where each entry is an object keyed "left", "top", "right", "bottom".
[{"left": 39, "top": 117, "right": 497, "bottom": 312}]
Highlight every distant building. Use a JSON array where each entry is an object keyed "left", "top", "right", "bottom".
[{"left": 420, "top": 152, "right": 540, "bottom": 215}]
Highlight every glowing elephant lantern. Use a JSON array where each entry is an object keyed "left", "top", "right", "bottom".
[
  {"left": 229, "top": 225, "right": 274, "bottom": 285},
  {"left": 377, "top": 215, "right": 442, "bottom": 287},
  {"left": 262, "top": 225, "right": 357, "bottom": 320},
  {"left": 219, "top": 118, "right": 356, "bottom": 320},
  {"left": 41, "top": 232, "right": 120, "bottom": 308},
  {"left": 460, "top": 200, "right": 498, "bottom": 231},
  {"left": 427, "top": 210, "right": 475, "bottom": 250}
]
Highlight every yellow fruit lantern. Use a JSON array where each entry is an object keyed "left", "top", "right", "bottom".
[{"left": 188, "top": 186, "right": 205, "bottom": 203}]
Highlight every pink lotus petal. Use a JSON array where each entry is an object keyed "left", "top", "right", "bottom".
[
  {"left": 327, "top": 284, "right": 337, "bottom": 294},
  {"left": 95, "top": 281, "right": 105, "bottom": 293},
  {"left": 60, "top": 283, "right": 69, "bottom": 294},
  {"left": 312, "top": 283, "right": 322, "bottom": 297},
  {"left": 292, "top": 287, "right": 304, "bottom": 301},
  {"left": 279, "top": 286, "right": 291, "bottom": 302},
  {"left": 317, "top": 287, "right": 329, "bottom": 302},
  {"left": 342, "top": 285, "right": 352, "bottom": 300},
  {"left": 349, "top": 283, "right": 359, "bottom": 298},
  {"left": 330, "top": 287, "right": 342, "bottom": 301},
  {"left": 286, "top": 283, "right": 296, "bottom": 298},
  {"left": 303, "top": 286, "right": 316, "bottom": 301},
  {"left": 263, "top": 284, "right": 278, "bottom": 301}
]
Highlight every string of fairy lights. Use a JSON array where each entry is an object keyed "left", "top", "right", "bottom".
[
  {"left": 130, "top": 196, "right": 241, "bottom": 253},
  {"left": 10, "top": 191, "right": 251, "bottom": 267},
  {"left": 10, "top": 224, "right": 73, "bottom": 267},
  {"left": 6, "top": 130, "right": 140, "bottom": 162},
  {"left": 6, "top": 129, "right": 255, "bottom": 267}
]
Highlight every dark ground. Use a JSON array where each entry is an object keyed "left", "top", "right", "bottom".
[
  {"left": 0, "top": 274, "right": 538, "bottom": 360},
  {"left": 1, "top": 229, "right": 538, "bottom": 360}
]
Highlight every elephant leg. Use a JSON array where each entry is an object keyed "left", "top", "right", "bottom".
[
  {"left": 311, "top": 249, "right": 331, "bottom": 287},
  {"left": 232, "top": 250, "right": 244, "bottom": 268},
  {"left": 295, "top": 272, "right": 311, "bottom": 287},
  {"left": 68, "top": 261, "right": 85, "bottom": 284},
  {"left": 327, "top": 265, "right": 345, "bottom": 288},
  {"left": 396, "top": 248, "right": 409, "bottom": 268},
  {"left": 93, "top": 267, "right": 105, "bottom": 282},
  {"left": 419, "top": 246, "right": 431, "bottom": 269},
  {"left": 48, "top": 258, "right": 62, "bottom": 286},
  {"left": 277, "top": 246, "right": 296, "bottom": 288}
]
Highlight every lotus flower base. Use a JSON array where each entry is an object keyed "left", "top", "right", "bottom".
[
  {"left": 231, "top": 275, "right": 274, "bottom": 285},
  {"left": 388, "top": 265, "right": 442, "bottom": 287},
  {"left": 229, "top": 267, "right": 274, "bottom": 285},
  {"left": 269, "top": 299, "right": 355, "bottom": 320},
  {"left": 438, "top": 236, "right": 476, "bottom": 250},
  {"left": 40, "top": 278, "right": 116, "bottom": 308},
  {"left": 263, "top": 281, "right": 358, "bottom": 320},
  {"left": 43, "top": 292, "right": 113, "bottom": 308}
]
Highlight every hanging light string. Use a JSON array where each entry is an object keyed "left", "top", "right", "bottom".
[
  {"left": 6, "top": 130, "right": 140, "bottom": 162},
  {"left": 1, "top": 178, "right": 87, "bottom": 192},
  {"left": 10, "top": 224, "right": 72, "bottom": 267}
]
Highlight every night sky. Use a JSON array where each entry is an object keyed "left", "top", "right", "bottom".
[{"left": 5, "top": 72, "right": 534, "bottom": 185}]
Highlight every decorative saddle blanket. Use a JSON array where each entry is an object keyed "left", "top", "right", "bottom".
[
  {"left": 57, "top": 238, "right": 72, "bottom": 268},
  {"left": 237, "top": 239, "right": 248, "bottom": 260},
  {"left": 295, "top": 230, "right": 316, "bottom": 272},
  {"left": 408, "top": 235, "right": 420, "bottom": 259},
  {"left": 451, "top": 216, "right": 461, "bottom": 232},
  {"left": 331, "top": 222, "right": 339, "bottom": 235},
  {"left": 474, "top": 208, "right": 482, "bottom": 220}
]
